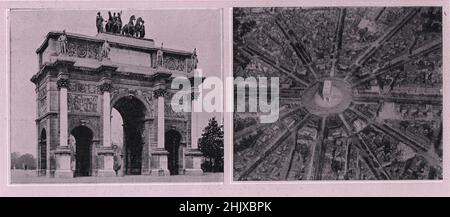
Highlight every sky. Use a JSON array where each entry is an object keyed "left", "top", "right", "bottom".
[{"left": 9, "top": 9, "right": 223, "bottom": 155}]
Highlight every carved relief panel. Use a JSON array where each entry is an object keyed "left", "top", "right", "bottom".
[
  {"left": 164, "top": 54, "right": 186, "bottom": 72},
  {"left": 68, "top": 81, "right": 100, "bottom": 94},
  {"left": 58, "top": 38, "right": 101, "bottom": 60},
  {"left": 186, "top": 57, "right": 194, "bottom": 73},
  {"left": 37, "top": 86, "right": 48, "bottom": 116},
  {"left": 164, "top": 91, "right": 190, "bottom": 119},
  {"left": 67, "top": 81, "right": 100, "bottom": 113},
  {"left": 68, "top": 94, "right": 98, "bottom": 113}
]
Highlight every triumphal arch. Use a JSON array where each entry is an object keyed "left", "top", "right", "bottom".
[{"left": 31, "top": 29, "right": 203, "bottom": 178}]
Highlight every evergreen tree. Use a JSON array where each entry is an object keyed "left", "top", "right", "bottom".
[{"left": 198, "top": 117, "right": 224, "bottom": 172}]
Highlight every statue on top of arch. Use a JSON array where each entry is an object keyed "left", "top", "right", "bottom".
[
  {"left": 57, "top": 30, "right": 68, "bottom": 55},
  {"left": 100, "top": 40, "right": 111, "bottom": 61},
  {"left": 191, "top": 48, "right": 198, "bottom": 70},
  {"left": 97, "top": 11, "right": 146, "bottom": 39}
]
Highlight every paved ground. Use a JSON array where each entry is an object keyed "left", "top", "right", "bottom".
[{"left": 10, "top": 170, "right": 223, "bottom": 184}]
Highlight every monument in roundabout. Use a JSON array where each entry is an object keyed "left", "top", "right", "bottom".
[
  {"left": 31, "top": 13, "right": 204, "bottom": 178},
  {"left": 302, "top": 77, "right": 353, "bottom": 117}
]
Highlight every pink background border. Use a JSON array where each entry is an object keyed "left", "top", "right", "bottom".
[{"left": 1, "top": 0, "right": 449, "bottom": 197}]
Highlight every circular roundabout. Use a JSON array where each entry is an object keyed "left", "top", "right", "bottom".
[{"left": 302, "top": 77, "right": 352, "bottom": 117}]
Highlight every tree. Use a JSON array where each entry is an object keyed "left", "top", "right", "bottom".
[
  {"left": 198, "top": 117, "right": 224, "bottom": 172},
  {"left": 19, "top": 154, "right": 37, "bottom": 170},
  {"left": 11, "top": 152, "right": 20, "bottom": 169},
  {"left": 10, "top": 152, "right": 36, "bottom": 170}
]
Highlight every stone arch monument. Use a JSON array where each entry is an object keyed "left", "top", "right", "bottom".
[{"left": 31, "top": 31, "right": 203, "bottom": 178}]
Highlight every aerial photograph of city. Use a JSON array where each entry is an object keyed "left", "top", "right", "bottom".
[{"left": 233, "top": 7, "right": 442, "bottom": 181}]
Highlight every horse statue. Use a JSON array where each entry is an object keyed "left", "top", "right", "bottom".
[
  {"left": 134, "top": 17, "right": 145, "bottom": 38},
  {"left": 105, "top": 11, "right": 114, "bottom": 33},
  {"left": 121, "top": 15, "right": 136, "bottom": 36},
  {"left": 113, "top": 11, "right": 122, "bottom": 34},
  {"left": 138, "top": 19, "right": 145, "bottom": 38}
]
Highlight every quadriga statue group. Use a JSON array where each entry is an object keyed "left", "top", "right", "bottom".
[{"left": 96, "top": 11, "right": 145, "bottom": 39}]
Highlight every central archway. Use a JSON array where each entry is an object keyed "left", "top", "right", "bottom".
[
  {"left": 113, "top": 96, "right": 148, "bottom": 175},
  {"left": 165, "top": 130, "right": 182, "bottom": 175},
  {"left": 71, "top": 126, "right": 93, "bottom": 177}
]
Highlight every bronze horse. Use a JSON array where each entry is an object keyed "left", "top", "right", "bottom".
[
  {"left": 105, "top": 11, "right": 114, "bottom": 33},
  {"left": 113, "top": 11, "right": 122, "bottom": 33},
  {"left": 134, "top": 17, "right": 145, "bottom": 38},
  {"left": 121, "top": 15, "right": 136, "bottom": 36}
]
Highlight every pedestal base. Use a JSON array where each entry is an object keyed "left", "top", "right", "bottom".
[
  {"left": 54, "top": 169, "right": 73, "bottom": 178},
  {"left": 37, "top": 169, "right": 46, "bottom": 176},
  {"left": 97, "top": 170, "right": 116, "bottom": 177},
  {"left": 184, "top": 148, "right": 204, "bottom": 175},
  {"left": 54, "top": 148, "right": 72, "bottom": 178},
  {"left": 184, "top": 168, "right": 203, "bottom": 176},
  {"left": 149, "top": 169, "right": 170, "bottom": 176},
  {"left": 98, "top": 148, "right": 115, "bottom": 177},
  {"left": 149, "top": 148, "right": 169, "bottom": 176}
]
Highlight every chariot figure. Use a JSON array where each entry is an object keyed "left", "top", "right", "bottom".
[
  {"left": 101, "top": 40, "right": 111, "bottom": 61},
  {"left": 58, "top": 30, "right": 68, "bottom": 55},
  {"left": 96, "top": 12, "right": 104, "bottom": 33}
]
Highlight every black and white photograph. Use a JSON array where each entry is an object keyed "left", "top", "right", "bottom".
[
  {"left": 233, "top": 7, "right": 443, "bottom": 181},
  {"left": 1, "top": 0, "right": 450, "bottom": 199}
]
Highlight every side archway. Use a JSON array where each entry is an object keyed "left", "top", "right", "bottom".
[
  {"left": 165, "top": 129, "right": 183, "bottom": 175},
  {"left": 71, "top": 126, "right": 94, "bottom": 177}
]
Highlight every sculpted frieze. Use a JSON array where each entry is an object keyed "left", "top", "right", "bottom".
[
  {"left": 38, "top": 87, "right": 48, "bottom": 116},
  {"left": 164, "top": 54, "right": 186, "bottom": 72},
  {"left": 68, "top": 93, "right": 98, "bottom": 113},
  {"left": 64, "top": 39, "right": 100, "bottom": 60},
  {"left": 38, "top": 97, "right": 48, "bottom": 116},
  {"left": 165, "top": 96, "right": 185, "bottom": 119},
  {"left": 68, "top": 81, "right": 99, "bottom": 94}
]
